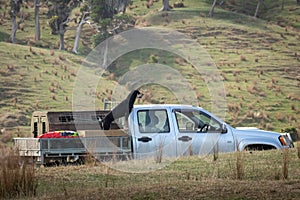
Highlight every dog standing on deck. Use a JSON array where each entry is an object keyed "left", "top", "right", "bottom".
[{"left": 100, "top": 90, "right": 143, "bottom": 130}]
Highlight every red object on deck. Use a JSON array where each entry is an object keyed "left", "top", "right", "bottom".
[{"left": 38, "top": 131, "right": 79, "bottom": 138}]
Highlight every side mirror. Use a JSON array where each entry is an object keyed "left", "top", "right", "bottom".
[{"left": 221, "top": 123, "right": 227, "bottom": 134}]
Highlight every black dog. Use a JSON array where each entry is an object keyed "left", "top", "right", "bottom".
[{"left": 101, "top": 90, "right": 143, "bottom": 130}]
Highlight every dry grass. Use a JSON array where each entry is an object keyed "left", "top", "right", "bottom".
[
  {"left": 235, "top": 142, "right": 245, "bottom": 180},
  {"left": 26, "top": 148, "right": 300, "bottom": 200},
  {"left": 297, "top": 141, "right": 300, "bottom": 159},
  {"left": 0, "top": 147, "right": 37, "bottom": 199},
  {"left": 282, "top": 149, "right": 289, "bottom": 179},
  {"left": 276, "top": 112, "right": 285, "bottom": 122},
  {"left": 155, "top": 140, "right": 165, "bottom": 163},
  {"left": 213, "top": 144, "right": 219, "bottom": 161}
]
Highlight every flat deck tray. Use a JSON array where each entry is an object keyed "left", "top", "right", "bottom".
[{"left": 78, "top": 129, "right": 129, "bottom": 137}]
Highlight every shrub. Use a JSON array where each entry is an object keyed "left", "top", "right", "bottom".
[
  {"left": 282, "top": 127, "right": 299, "bottom": 141},
  {"left": 240, "top": 55, "right": 247, "bottom": 61},
  {"left": 148, "top": 54, "right": 159, "bottom": 63}
]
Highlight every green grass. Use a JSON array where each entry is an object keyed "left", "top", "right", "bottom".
[
  {"left": 26, "top": 148, "right": 300, "bottom": 199},
  {"left": 1, "top": 147, "right": 299, "bottom": 199},
  {"left": 0, "top": 0, "right": 299, "bottom": 139}
]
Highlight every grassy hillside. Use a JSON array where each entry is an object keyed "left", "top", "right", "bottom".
[{"left": 0, "top": 0, "right": 299, "bottom": 142}]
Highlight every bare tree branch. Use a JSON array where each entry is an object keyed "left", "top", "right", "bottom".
[
  {"left": 72, "top": 12, "right": 90, "bottom": 54},
  {"left": 209, "top": 0, "right": 218, "bottom": 17}
]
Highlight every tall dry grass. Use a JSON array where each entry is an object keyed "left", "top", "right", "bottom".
[
  {"left": 155, "top": 141, "right": 164, "bottom": 163},
  {"left": 297, "top": 141, "right": 300, "bottom": 159},
  {"left": 282, "top": 148, "right": 289, "bottom": 179},
  {"left": 235, "top": 150, "right": 245, "bottom": 180},
  {"left": 235, "top": 140, "right": 244, "bottom": 180},
  {"left": 213, "top": 144, "right": 219, "bottom": 161},
  {"left": 0, "top": 147, "right": 37, "bottom": 199}
]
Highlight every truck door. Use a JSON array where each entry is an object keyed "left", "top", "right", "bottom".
[
  {"left": 40, "top": 116, "right": 47, "bottom": 134},
  {"left": 32, "top": 115, "right": 47, "bottom": 137},
  {"left": 131, "top": 108, "right": 177, "bottom": 160},
  {"left": 173, "top": 108, "right": 234, "bottom": 156}
]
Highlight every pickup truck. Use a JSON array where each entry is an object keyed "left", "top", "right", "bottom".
[
  {"left": 129, "top": 104, "right": 293, "bottom": 158},
  {"left": 14, "top": 104, "right": 294, "bottom": 166}
]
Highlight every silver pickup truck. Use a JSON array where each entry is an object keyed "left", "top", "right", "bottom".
[
  {"left": 14, "top": 104, "right": 294, "bottom": 165},
  {"left": 129, "top": 104, "right": 293, "bottom": 159}
]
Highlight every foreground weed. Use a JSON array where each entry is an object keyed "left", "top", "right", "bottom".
[
  {"left": 156, "top": 139, "right": 164, "bottom": 163},
  {"left": 297, "top": 141, "right": 300, "bottom": 159},
  {"left": 282, "top": 148, "right": 289, "bottom": 179},
  {"left": 0, "top": 147, "right": 37, "bottom": 199},
  {"left": 213, "top": 144, "right": 219, "bottom": 161},
  {"left": 236, "top": 150, "right": 244, "bottom": 180}
]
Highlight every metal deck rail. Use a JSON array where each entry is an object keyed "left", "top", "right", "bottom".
[{"left": 14, "top": 136, "right": 132, "bottom": 165}]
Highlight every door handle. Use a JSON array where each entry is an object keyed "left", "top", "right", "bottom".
[
  {"left": 138, "top": 137, "right": 152, "bottom": 143},
  {"left": 178, "top": 136, "right": 192, "bottom": 142}
]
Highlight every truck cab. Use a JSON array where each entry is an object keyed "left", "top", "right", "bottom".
[{"left": 129, "top": 104, "right": 235, "bottom": 159}]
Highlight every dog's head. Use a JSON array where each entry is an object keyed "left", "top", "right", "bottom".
[{"left": 132, "top": 90, "right": 143, "bottom": 99}]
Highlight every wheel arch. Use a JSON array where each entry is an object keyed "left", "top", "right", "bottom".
[{"left": 243, "top": 144, "right": 277, "bottom": 151}]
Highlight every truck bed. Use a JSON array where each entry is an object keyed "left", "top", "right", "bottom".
[{"left": 14, "top": 130, "right": 132, "bottom": 165}]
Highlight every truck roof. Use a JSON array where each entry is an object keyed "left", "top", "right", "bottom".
[
  {"left": 133, "top": 104, "right": 202, "bottom": 109},
  {"left": 133, "top": 104, "right": 225, "bottom": 125}
]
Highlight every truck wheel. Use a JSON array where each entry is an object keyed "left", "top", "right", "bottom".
[
  {"left": 245, "top": 144, "right": 276, "bottom": 151},
  {"left": 55, "top": 160, "right": 60, "bottom": 166}
]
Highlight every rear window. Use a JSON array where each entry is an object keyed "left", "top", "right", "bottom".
[{"left": 137, "top": 109, "right": 170, "bottom": 133}]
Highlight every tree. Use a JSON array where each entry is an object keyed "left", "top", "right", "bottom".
[
  {"left": 34, "top": 0, "right": 40, "bottom": 40},
  {"left": 254, "top": 0, "right": 262, "bottom": 18},
  {"left": 72, "top": 11, "right": 90, "bottom": 54},
  {"left": 160, "top": 0, "right": 171, "bottom": 11},
  {"left": 90, "top": 0, "right": 111, "bottom": 22},
  {"left": 72, "top": 0, "right": 132, "bottom": 53},
  {"left": 9, "top": 0, "right": 23, "bottom": 43},
  {"left": 80, "top": 0, "right": 133, "bottom": 47},
  {"left": 90, "top": 0, "right": 131, "bottom": 22},
  {"left": 209, "top": 0, "right": 218, "bottom": 17},
  {"left": 48, "top": 0, "right": 81, "bottom": 50},
  {"left": 91, "top": 14, "right": 135, "bottom": 47},
  {"left": 254, "top": 0, "right": 268, "bottom": 18}
]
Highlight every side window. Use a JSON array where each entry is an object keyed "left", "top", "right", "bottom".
[
  {"left": 137, "top": 109, "right": 170, "bottom": 133},
  {"left": 198, "top": 112, "right": 221, "bottom": 132},
  {"left": 174, "top": 109, "right": 221, "bottom": 133},
  {"left": 175, "top": 111, "right": 195, "bottom": 132}
]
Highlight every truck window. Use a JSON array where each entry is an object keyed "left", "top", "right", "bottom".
[
  {"left": 137, "top": 109, "right": 170, "bottom": 133},
  {"left": 42, "top": 122, "right": 46, "bottom": 134},
  {"left": 174, "top": 109, "right": 221, "bottom": 133},
  {"left": 33, "top": 122, "right": 38, "bottom": 137},
  {"left": 58, "top": 114, "right": 74, "bottom": 122}
]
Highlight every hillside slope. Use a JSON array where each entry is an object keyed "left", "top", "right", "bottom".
[{"left": 0, "top": 0, "right": 299, "bottom": 141}]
